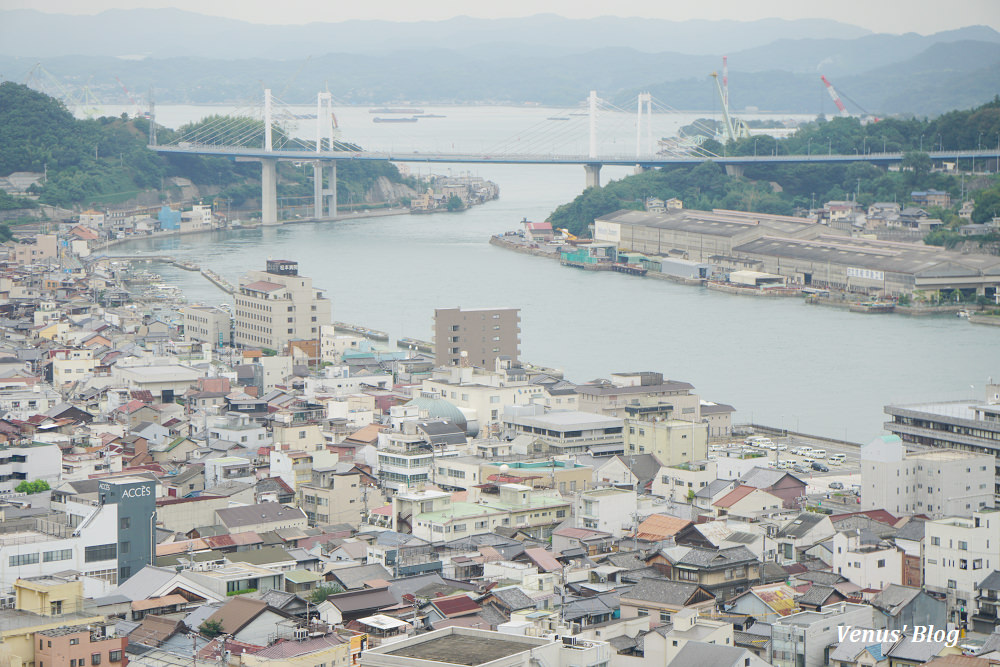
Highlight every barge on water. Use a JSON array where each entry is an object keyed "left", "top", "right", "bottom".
[{"left": 849, "top": 302, "right": 896, "bottom": 314}]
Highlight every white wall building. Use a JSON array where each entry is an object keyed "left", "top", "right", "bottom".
[
  {"left": 0, "top": 441, "right": 62, "bottom": 494},
  {"left": 575, "top": 487, "right": 638, "bottom": 538},
  {"left": 0, "top": 385, "right": 61, "bottom": 421},
  {"left": 831, "top": 530, "right": 903, "bottom": 591},
  {"left": 861, "top": 434, "right": 994, "bottom": 517},
  {"left": 924, "top": 509, "right": 1000, "bottom": 625}
]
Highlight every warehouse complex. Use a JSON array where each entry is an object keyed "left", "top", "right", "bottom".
[{"left": 594, "top": 208, "right": 1000, "bottom": 298}]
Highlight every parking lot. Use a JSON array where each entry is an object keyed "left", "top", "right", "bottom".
[{"left": 711, "top": 435, "right": 863, "bottom": 497}]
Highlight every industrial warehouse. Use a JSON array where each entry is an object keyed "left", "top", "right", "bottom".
[{"left": 593, "top": 209, "right": 1000, "bottom": 298}]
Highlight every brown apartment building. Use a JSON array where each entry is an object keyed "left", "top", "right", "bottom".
[
  {"left": 35, "top": 624, "right": 126, "bottom": 667},
  {"left": 433, "top": 307, "right": 520, "bottom": 368}
]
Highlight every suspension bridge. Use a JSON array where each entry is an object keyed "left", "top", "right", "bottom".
[{"left": 149, "top": 89, "right": 1000, "bottom": 225}]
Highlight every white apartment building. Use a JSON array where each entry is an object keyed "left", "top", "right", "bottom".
[
  {"left": 422, "top": 365, "right": 547, "bottom": 428},
  {"left": 376, "top": 427, "right": 463, "bottom": 494},
  {"left": 204, "top": 456, "right": 255, "bottom": 489},
  {"left": 234, "top": 259, "right": 331, "bottom": 351},
  {"left": 207, "top": 413, "right": 271, "bottom": 452},
  {"left": 51, "top": 348, "right": 97, "bottom": 387},
  {"left": 832, "top": 530, "right": 903, "bottom": 591},
  {"left": 575, "top": 487, "right": 638, "bottom": 538},
  {"left": 924, "top": 508, "right": 1000, "bottom": 625},
  {"left": 861, "top": 434, "right": 994, "bottom": 517},
  {"left": 319, "top": 327, "right": 366, "bottom": 363},
  {"left": 0, "top": 384, "right": 61, "bottom": 421},
  {"left": 771, "top": 603, "right": 879, "bottom": 667},
  {"left": 0, "top": 441, "right": 61, "bottom": 494},
  {"left": 181, "top": 304, "right": 231, "bottom": 346}
]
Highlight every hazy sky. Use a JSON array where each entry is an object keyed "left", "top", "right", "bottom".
[{"left": 4, "top": 0, "right": 1000, "bottom": 34}]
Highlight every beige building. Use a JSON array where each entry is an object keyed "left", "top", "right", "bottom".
[
  {"left": 181, "top": 304, "right": 232, "bottom": 346},
  {"left": 625, "top": 418, "right": 708, "bottom": 465},
  {"left": 433, "top": 307, "right": 520, "bottom": 367},
  {"left": 421, "top": 365, "right": 548, "bottom": 427},
  {"left": 576, "top": 372, "right": 701, "bottom": 421},
  {"left": 297, "top": 464, "right": 365, "bottom": 527},
  {"left": 14, "top": 234, "right": 57, "bottom": 265},
  {"left": 234, "top": 259, "right": 331, "bottom": 351}
]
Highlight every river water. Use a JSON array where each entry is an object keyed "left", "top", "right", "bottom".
[{"left": 104, "top": 104, "right": 998, "bottom": 443}]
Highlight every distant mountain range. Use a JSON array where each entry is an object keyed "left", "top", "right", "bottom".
[{"left": 0, "top": 10, "right": 997, "bottom": 116}]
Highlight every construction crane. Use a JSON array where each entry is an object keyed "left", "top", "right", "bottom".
[
  {"left": 115, "top": 76, "right": 143, "bottom": 118},
  {"left": 820, "top": 75, "right": 850, "bottom": 118},
  {"left": 710, "top": 66, "right": 751, "bottom": 143}
]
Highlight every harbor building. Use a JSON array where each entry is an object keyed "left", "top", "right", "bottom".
[
  {"left": 433, "top": 307, "right": 520, "bottom": 368},
  {"left": 595, "top": 208, "right": 1000, "bottom": 298},
  {"left": 234, "top": 259, "right": 331, "bottom": 352},
  {"left": 885, "top": 384, "right": 1000, "bottom": 500}
]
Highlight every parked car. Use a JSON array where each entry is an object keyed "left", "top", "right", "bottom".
[
  {"left": 811, "top": 462, "right": 829, "bottom": 472},
  {"left": 829, "top": 481, "right": 844, "bottom": 490},
  {"left": 792, "top": 464, "right": 810, "bottom": 473}
]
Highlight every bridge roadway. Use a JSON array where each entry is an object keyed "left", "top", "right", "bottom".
[
  {"left": 150, "top": 143, "right": 1000, "bottom": 167},
  {"left": 150, "top": 143, "right": 1000, "bottom": 224}
]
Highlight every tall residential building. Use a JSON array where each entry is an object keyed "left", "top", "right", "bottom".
[
  {"left": 884, "top": 383, "right": 1000, "bottom": 500},
  {"left": 234, "top": 260, "right": 331, "bottom": 351},
  {"left": 861, "top": 434, "right": 994, "bottom": 517},
  {"left": 924, "top": 508, "right": 1000, "bottom": 627},
  {"left": 433, "top": 307, "right": 520, "bottom": 368}
]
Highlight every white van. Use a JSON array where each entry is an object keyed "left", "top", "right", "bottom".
[
  {"left": 812, "top": 449, "right": 827, "bottom": 459},
  {"left": 829, "top": 453, "right": 846, "bottom": 465}
]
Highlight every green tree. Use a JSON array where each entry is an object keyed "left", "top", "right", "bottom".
[
  {"left": 15, "top": 480, "right": 51, "bottom": 494},
  {"left": 446, "top": 195, "right": 464, "bottom": 211},
  {"left": 901, "top": 151, "right": 932, "bottom": 179},
  {"left": 972, "top": 187, "right": 1000, "bottom": 223},
  {"left": 309, "top": 583, "right": 344, "bottom": 604},
  {"left": 199, "top": 619, "right": 224, "bottom": 638}
]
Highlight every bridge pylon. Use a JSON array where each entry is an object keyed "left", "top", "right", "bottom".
[{"left": 584, "top": 164, "right": 602, "bottom": 189}]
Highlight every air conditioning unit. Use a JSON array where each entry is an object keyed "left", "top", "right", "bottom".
[{"left": 293, "top": 628, "right": 308, "bottom": 641}]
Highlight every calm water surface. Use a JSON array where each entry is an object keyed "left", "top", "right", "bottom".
[{"left": 108, "top": 105, "right": 998, "bottom": 442}]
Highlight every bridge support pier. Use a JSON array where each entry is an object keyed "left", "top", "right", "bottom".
[
  {"left": 261, "top": 158, "right": 278, "bottom": 225},
  {"left": 584, "top": 164, "right": 602, "bottom": 189},
  {"left": 634, "top": 165, "right": 648, "bottom": 175},
  {"left": 313, "top": 163, "right": 323, "bottom": 219},
  {"left": 324, "top": 163, "right": 338, "bottom": 219},
  {"left": 725, "top": 164, "right": 745, "bottom": 178}
]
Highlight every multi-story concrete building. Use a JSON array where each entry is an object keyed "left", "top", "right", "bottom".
[
  {"left": 624, "top": 418, "right": 709, "bottom": 465},
  {"left": 181, "top": 304, "right": 232, "bottom": 346},
  {"left": 923, "top": 508, "right": 1000, "bottom": 627},
  {"left": 575, "top": 487, "right": 637, "bottom": 537},
  {"left": 576, "top": 372, "right": 701, "bottom": 420},
  {"left": 203, "top": 456, "right": 255, "bottom": 489},
  {"left": 771, "top": 602, "right": 878, "bottom": 667},
  {"left": 297, "top": 463, "right": 365, "bottom": 527},
  {"left": 392, "top": 484, "right": 570, "bottom": 542},
  {"left": 35, "top": 624, "right": 126, "bottom": 667},
  {"left": 0, "top": 384, "right": 61, "bottom": 421},
  {"left": 501, "top": 404, "right": 624, "bottom": 455},
  {"left": 0, "top": 476, "right": 156, "bottom": 587},
  {"left": 861, "top": 434, "right": 994, "bottom": 517},
  {"left": 234, "top": 259, "right": 331, "bottom": 351},
  {"left": 0, "top": 441, "right": 61, "bottom": 494},
  {"left": 832, "top": 530, "right": 903, "bottom": 590},
  {"left": 885, "top": 385, "right": 1000, "bottom": 500},
  {"left": 433, "top": 307, "right": 520, "bottom": 368}
]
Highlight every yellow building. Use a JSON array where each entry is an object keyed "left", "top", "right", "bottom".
[
  {"left": 242, "top": 631, "right": 366, "bottom": 667},
  {"left": 0, "top": 578, "right": 105, "bottom": 667},
  {"left": 624, "top": 418, "right": 708, "bottom": 465}
]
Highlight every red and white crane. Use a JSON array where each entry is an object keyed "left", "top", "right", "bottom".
[{"left": 820, "top": 75, "right": 850, "bottom": 118}]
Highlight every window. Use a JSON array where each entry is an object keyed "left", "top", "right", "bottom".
[
  {"left": 9, "top": 553, "right": 39, "bottom": 567},
  {"left": 636, "top": 608, "right": 649, "bottom": 617},
  {"left": 51, "top": 601, "right": 62, "bottom": 615},
  {"left": 92, "top": 654, "right": 102, "bottom": 666},
  {"left": 109, "top": 652, "right": 122, "bottom": 663},
  {"left": 70, "top": 638, "right": 80, "bottom": 646},
  {"left": 931, "top": 536, "right": 941, "bottom": 546},
  {"left": 975, "top": 559, "right": 984, "bottom": 570},
  {"left": 960, "top": 559, "right": 968, "bottom": 570},
  {"left": 659, "top": 611, "right": 671, "bottom": 623},
  {"left": 84, "top": 544, "right": 117, "bottom": 563},
  {"left": 948, "top": 579, "right": 957, "bottom": 589},
  {"left": 43, "top": 549, "right": 72, "bottom": 563},
  {"left": 959, "top": 541, "right": 969, "bottom": 551},
  {"left": 877, "top": 559, "right": 886, "bottom": 568},
  {"left": 120, "top": 541, "right": 130, "bottom": 555}
]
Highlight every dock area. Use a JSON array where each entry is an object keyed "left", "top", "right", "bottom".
[{"left": 333, "top": 321, "right": 390, "bottom": 341}]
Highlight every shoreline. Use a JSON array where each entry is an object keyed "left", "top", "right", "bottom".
[{"left": 489, "top": 234, "right": 994, "bottom": 320}]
